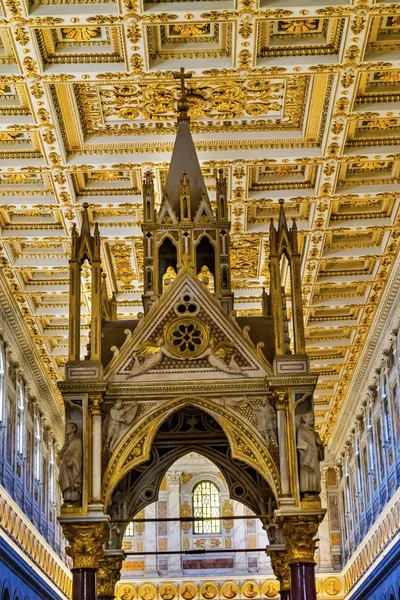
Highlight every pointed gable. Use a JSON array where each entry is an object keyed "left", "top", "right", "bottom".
[
  {"left": 104, "top": 268, "right": 273, "bottom": 382},
  {"left": 162, "top": 118, "right": 209, "bottom": 216}
]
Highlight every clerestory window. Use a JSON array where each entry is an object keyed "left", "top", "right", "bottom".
[
  {"left": 0, "top": 342, "right": 5, "bottom": 423},
  {"left": 193, "top": 481, "right": 220, "bottom": 534}
]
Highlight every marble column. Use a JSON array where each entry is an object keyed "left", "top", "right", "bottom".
[
  {"left": 90, "top": 394, "right": 103, "bottom": 504},
  {"left": 144, "top": 504, "right": 157, "bottom": 575},
  {"left": 72, "top": 568, "right": 97, "bottom": 600},
  {"left": 274, "top": 391, "right": 291, "bottom": 498},
  {"left": 167, "top": 472, "right": 182, "bottom": 574},
  {"left": 290, "top": 563, "right": 316, "bottom": 600}
]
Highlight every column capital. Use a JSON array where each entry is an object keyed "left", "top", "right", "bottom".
[
  {"left": 280, "top": 514, "right": 324, "bottom": 564},
  {"left": 268, "top": 549, "right": 291, "bottom": 591},
  {"left": 62, "top": 520, "right": 108, "bottom": 569},
  {"left": 89, "top": 393, "right": 103, "bottom": 416},
  {"left": 272, "top": 389, "right": 288, "bottom": 410},
  {"left": 97, "top": 553, "right": 124, "bottom": 596}
]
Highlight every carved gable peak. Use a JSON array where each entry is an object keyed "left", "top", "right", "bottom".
[{"left": 104, "top": 270, "right": 272, "bottom": 382}]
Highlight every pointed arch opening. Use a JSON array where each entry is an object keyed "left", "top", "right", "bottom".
[
  {"left": 159, "top": 237, "right": 178, "bottom": 291},
  {"left": 196, "top": 236, "right": 215, "bottom": 279},
  {"left": 104, "top": 401, "right": 279, "bottom": 553}
]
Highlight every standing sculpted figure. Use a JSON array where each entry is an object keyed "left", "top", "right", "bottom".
[
  {"left": 296, "top": 412, "right": 325, "bottom": 494},
  {"left": 105, "top": 399, "right": 139, "bottom": 452},
  {"left": 58, "top": 422, "right": 82, "bottom": 503},
  {"left": 253, "top": 398, "right": 277, "bottom": 443}
]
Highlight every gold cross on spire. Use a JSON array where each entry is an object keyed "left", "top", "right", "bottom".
[
  {"left": 173, "top": 67, "right": 192, "bottom": 118},
  {"left": 173, "top": 67, "right": 192, "bottom": 98}
]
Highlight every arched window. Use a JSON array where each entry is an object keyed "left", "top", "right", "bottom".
[
  {"left": 34, "top": 414, "right": 41, "bottom": 481},
  {"left": 16, "top": 380, "right": 25, "bottom": 455},
  {"left": 366, "top": 407, "right": 376, "bottom": 474},
  {"left": 49, "top": 443, "right": 55, "bottom": 503},
  {"left": 125, "top": 521, "right": 135, "bottom": 536},
  {"left": 0, "top": 341, "right": 5, "bottom": 422},
  {"left": 193, "top": 481, "right": 220, "bottom": 534},
  {"left": 381, "top": 370, "right": 392, "bottom": 444}
]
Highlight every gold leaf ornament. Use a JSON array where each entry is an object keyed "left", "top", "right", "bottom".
[
  {"left": 171, "top": 23, "right": 209, "bottom": 37},
  {"left": 279, "top": 19, "right": 318, "bottom": 34},
  {"left": 62, "top": 27, "right": 101, "bottom": 41}
]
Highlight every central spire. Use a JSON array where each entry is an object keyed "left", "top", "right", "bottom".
[
  {"left": 141, "top": 67, "right": 233, "bottom": 315},
  {"left": 162, "top": 67, "right": 209, "bottom": 216}
]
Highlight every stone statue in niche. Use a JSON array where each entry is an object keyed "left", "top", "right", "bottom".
[
  {"left": 253, "top": 398, "right": 277, "bottom": 443},
  {"left": 58, "top": 422, "right": 82, "bottom": 503},
  {"left": 104, "top": 399, "right": 139, "bottom": 452},
  {"left": 296, "top": 412, "right": 325, "bottom": 494}
]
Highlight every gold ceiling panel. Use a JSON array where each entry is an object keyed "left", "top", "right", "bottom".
[
  {"left": 256, "top": 17, "right": 344, "bottom": 59},
  {"left": 35, "top": 26, "right": 125, "bottom": 65},
  {"left": 146, "top": 22, "right": 233, "bottom": 64},
  {"left": 52, "top": 73, "right": 330, "bottom": 151},
  {"left": 0, "top": 0, "right": 399, "bottom": 440},
  {"left": 366, "top": 16, "right": 400, "bottom": 55}
]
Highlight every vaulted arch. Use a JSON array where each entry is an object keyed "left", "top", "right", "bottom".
[
  {"left": 102, "top": 396, "right": 280, "bottom": 514},
  {"left": 105, "top": 403, "right": 279, "bottom": 550}
]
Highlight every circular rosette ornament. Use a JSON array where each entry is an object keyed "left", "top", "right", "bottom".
[{"left": 165, "top": 317, "right": 210, "bottom": 360}]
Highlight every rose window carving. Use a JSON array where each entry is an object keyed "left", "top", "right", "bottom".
[{"left": 165, "top": 318, "right": 209, "bottom": 360}]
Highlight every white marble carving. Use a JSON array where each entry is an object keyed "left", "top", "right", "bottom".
[
  {"left": 58, "top": 422, "right": 83, "bottom": 503},
  {"left": 104, "top": 399, "right": 139, "bottom": 452},
  {"left": 297, "top": 412, "right": 325, "bottom": 494}
]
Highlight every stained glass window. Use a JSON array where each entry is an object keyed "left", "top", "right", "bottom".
[{"left": 193, "top": 481, "right": 220, "bottom": 534}]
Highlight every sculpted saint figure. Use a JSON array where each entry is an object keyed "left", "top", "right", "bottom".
[
  {"left": 105, "top": 399, "right": 139, "bottom": 452},
  {"left": 253, "top": 398, "right": 277, "bottom": 442},
  {"left": 58, "top": 422, "right": 82, "bottom": 503},
  {"left": 297, "top": 412, "right": 325, "bottom": 494}
]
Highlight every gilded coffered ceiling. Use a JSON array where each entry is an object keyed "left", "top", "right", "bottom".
[{"left": 0, "top": 0, "right": 400, "bottom": 440}]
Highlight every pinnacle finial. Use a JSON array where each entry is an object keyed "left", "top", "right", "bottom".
[{"left": 173, "top": 67, "right": 192, "bottom": 117}]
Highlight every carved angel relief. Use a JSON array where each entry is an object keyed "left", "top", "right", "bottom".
[
  {"left": 103, "top": 400, "right": 139, "bottom": 452},
  {"left": 126, "top": 332, "right": 248, "bottom": 379},
  {"left": 125, "top": 316, "right": 249, "bottom": 379}
]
